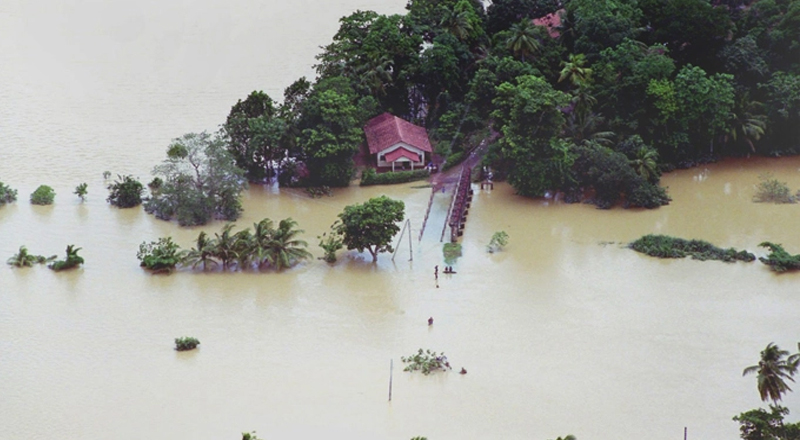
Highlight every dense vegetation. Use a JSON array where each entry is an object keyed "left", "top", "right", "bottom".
[
  {"left": 630, "top": 234, "right": 755, "bottom": 262},
  {"left": 7, "top": 246, "right": 55, "bottom": 267},
  {"left": 144, "top": 132, "right": 247, "bottom": 226},
  {"left": 107, "top": 175, "right": 144, "bottom": 208},
  {"left": 30, "top": 185, "right": 55, "bottom": 205},
  {"left": 137, "top": 218, "right": 312, "bottom": 272},
  {"left": 359, "top": 168, "right": 430, "bottom": 186},
  {"left": 49, "top": 245, "right": 84, "bottom": 271},
  {"left": 401, "top": 348, "right": 451, "bottom": 375},
  {"left": 0, "top": 180, "right": 17, "bottom": 205},
  {"left": 758, "top": 242, "right": 800, "bottom": 272},
  {"left": 211, "top": 0, "right": 799, "bottom": 207},
  {"left": 174, "top": 336, "right": 200, "bottom": 351},
  {"left": 334, "top": 196, "right": 405, "bottom": 262},
  {"left": 74, "top": 183, "right": 88, "bottom": 201}
]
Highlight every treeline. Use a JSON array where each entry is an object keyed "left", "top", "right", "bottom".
[{"left": 212, "top": 0, "right": 799, "bottom": 209}]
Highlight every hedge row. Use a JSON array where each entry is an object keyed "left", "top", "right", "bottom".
[{"left": 360, "top": 168, "right": 430, "bottom": 186}]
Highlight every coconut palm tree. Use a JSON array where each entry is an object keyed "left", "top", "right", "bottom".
[
  {"left": 506, "top": 20, "right": 540, "bottom": 62},
  {"left": 723, "top": 97, "right": 767, "bottom": 153},
  {"left": 440, "top": 7, "right": 475, "bottom": 42},
  {"left": 559, "top": 53, "right": 592, "bottom": 88},
  {"left": 232, "top": 228, "right": 254, "bottom": 268},
  {"left": 629, "top": 146, "right": 660, "bottom": 183},
  {"left": 8, "top": 246, "right": 38, "bottom": 267},
  {"left": 263, "top": 218, "right": 312, "bottom": 270},
  {"left": 249, "top": 218, "right": 276, "bottom": 268},
  {"left": 181, "top": 231, "right": 218, "bottom": 270},
  {"left": 212, "top": 223, "right": 240, "bottom": 270},
  {"left": 743, "top": 342, "right": 799, "bottom": 403}
]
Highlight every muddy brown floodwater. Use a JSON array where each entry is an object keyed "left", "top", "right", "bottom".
[{"left": 1, "top": 1, "right": 799, "bottom": 439}]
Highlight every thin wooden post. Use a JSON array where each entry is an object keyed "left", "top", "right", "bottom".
[
  {"left": 684, "top": 427, "right": 687, "bottom": 440},
  {"left": 407, "top": 219, "right": 413, "bottom": 261},
  {"left": 388, "top": 359, "right": 393, "bottom": 401}
]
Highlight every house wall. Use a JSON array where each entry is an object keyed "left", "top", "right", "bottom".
[{"left": 375, "top": 142, "right": 426, "bottom": 168}]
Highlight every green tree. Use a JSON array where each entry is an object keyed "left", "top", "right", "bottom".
[
  {"left": 297, "top": 78, "right": 366, "bottom": 187},
  {"left": 734, "top": 405, "right": 800, "bottom": 440},
  {"left": 261, "top": 218, "right": 312, "bottom": 270},
  {"left": 490, "top": 75, "right": 572, "bottom": 196},
  {"left": 211, "top": 223, "right": 241, "bottom": 270},
  {"left": 559, "top": 53, "right": 593, "bottom": 88},
  {"left": 181, "top": 231, "right": 218, "bottom": 270},
  {"left": 30, "top": 185, "right": 55, "bottom": 205},
  {"left": 74, "top": 183, "right": 88, "bottom": 201},
  {"left": 561, "top": 0, "right": 643, "bottom": 57},
  {"left": 334, "top": 196, "right": 405, "bottom": 262},
  {"left": 224, "top": 91, "right": 282, "bottom": 181},
  {"left": 743, "top": 343, "right": 799, "bottom": 403},
  {"left": 506, "top": 20, "right": 540, "bottom": 62},
  {"left": 107, "top": 175, "right": 144, "bottom": 208},
  {"left": 0, "top": 180, "right": 18, "bottom": 205},
  {"left": 144, "top": 131, "right": 247, "bottom": 226}
]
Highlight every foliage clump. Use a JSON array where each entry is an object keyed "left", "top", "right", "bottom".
[
  {"left": 758, "top": 242, "right": 800, "bottom": 272},
  {"left": 7, "top": 246, "right": 55, "bottom": 267},
  {"left": 360, "top": 168, "right": 430, "bottom": 186},
  {"left": 753, "top": 174, "right": 796, "bottom": 204},
  {"left": 74, "top": 183, "right": 88, "bottom": 201},
  {"left": 49, "top": 245, "right": 84, "bottom": 271},
  {"left": 180, "top": 218, "right": 311, "bottom": 271},
  {"left": 334, "top": 196, "right": 405, "bottom": 262},
  {"left": 174, "top": 336, "right": 200, "bottom": 351},
  {"left": 0, "top": 180, "right": 18, "bottom": 205},
  {"left": 443, "top": 242, "right": 462, "bottom": 265},
  {"left": 487, "top": 231, "right": 509, "bottom": 253},
  {"left": 144, "top": 132, "right": 247, "bottom": 226},
  {"left": 30, "top": 185, "right": 55, "bottom": 205},
  {"left": 401, "top": 349, "right": 451, "bottom": 375},
  {"left": 137, "top": 237, "right": 182, "bottom": 273},
  {"left": 318, "top": 230, "right": 344, "bottom": 263},
  {"left": 107, "top": 175, "right": 144, "bottom": 208},
  {"left": 629, "top": 234, "right": 755, "bottom": 262}
]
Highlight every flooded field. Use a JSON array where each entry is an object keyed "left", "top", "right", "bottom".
[{"left": 1, "top": 1, "right": 799, "bottom": 439}]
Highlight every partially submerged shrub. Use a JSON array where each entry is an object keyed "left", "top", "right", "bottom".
[
  {"left": 318, "top": 230, "right": 344, "bottom": 263},
  {"left": 30, "top": 185, "right": 55, "bottom": 205},
  {"left": 401, "top": 349, "right": 451, "bottom": 375},
  {"left": 7, "top": 246, "right": 55, "bottom": 267},
  {"left": 74, "top": 183, "right": 88, "bottom": 201},
  {"left": 138, "top": 237, "right": 182, "bottom": 273},
  {"left": 758, "top": 242, "right": 800, "bottom": 272},
  {"left": 0, "top": 180, "right": 18, "bottom": 205},
  {"left": 753, "top": 174, "right": 796, "bottom": 203},
  {"left": 107, "top": 175, "right": 144, "bottom": 208},
  {"left": 49, "top": 245, "right": 84, "bottom": 271},
  {"left": 629, "top": 234, "right": 755, "bottom": 262},
  {"left": 175, "top": 336, "right": 200, "bottom": 351},
  {"left": 443, "top": 242, "right": 462, "bottom": 265},
  {"left": 487, "top": 231, "right": 509, "bottom": 253}
]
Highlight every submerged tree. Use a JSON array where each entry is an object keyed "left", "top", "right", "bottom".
[
  {"left": 0, "top": 180, "right": 18, "bottom": 205},
  {"left": 49, "top": 245, "right": 84, "bottom": 271},
  {"left": 334, "top": 196, "right": 405, "bottom": 262},
  {"left": 7, "top": 246, "right": 55, "bottom": 267},
  {"left": 107, "top": 175, "right": 144, "bottom": 208},
  {"left": 145, "top": 131, "right": 247, "bottom": 226}
]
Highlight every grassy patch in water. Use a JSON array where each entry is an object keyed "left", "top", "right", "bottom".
[
  {"left": 758, "top": 242, "right": 800, "bottom": 272},
  {"left": 629, "top": 234, "right": 755, "bottom": 262}
]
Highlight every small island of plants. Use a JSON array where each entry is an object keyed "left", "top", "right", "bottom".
[
  {"left": 629, "top": 234, "right": 755, "bottom": 262},
  {"left": 174, "top": 336, "right": 200, "bottom": 351}
]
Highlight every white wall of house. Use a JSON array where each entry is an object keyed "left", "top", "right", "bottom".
[{"left": 376, "top": 142, "right": 426, "bottom": 168}]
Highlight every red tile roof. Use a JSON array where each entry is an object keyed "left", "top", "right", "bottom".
[
  {"left": 532, "top": 9, "right": 563, "bottom": 39},
  {"left": 363, "top": 113, "right": 432, "bottom": 155},
  {"left": 384, "top": 147, "right": 421, "bottom": 162}
]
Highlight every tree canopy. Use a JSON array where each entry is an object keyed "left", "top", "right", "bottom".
[{"left": 334, "top": 196, "right": 405, "bottom": 262}]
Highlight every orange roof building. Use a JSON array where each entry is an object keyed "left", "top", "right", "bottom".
[{"left": 363, "top": 113, "right": 432, "bottom": 171}]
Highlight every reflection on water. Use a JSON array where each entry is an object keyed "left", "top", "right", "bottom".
[{"left": 2, "top": 1, "right": 800, "bottom": 439}]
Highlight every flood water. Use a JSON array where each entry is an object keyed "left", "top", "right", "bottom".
[{"left": 1, "top": 1, "right": 799, "bottom": 440}]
